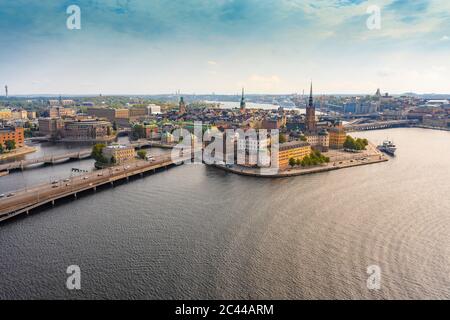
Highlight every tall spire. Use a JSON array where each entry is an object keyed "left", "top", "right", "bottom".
[
  {"left": 240, "top": 87, "right": 246, "bottom": 110},
  {"left": 306, "top": 81, "right": 316, "bottom": 132}
]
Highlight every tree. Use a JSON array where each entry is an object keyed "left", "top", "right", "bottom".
[
  {"left": 279, "top": 133, "right": 287, "bottom": 144},
  {"left": 91, "top": 143, "right": 107, "bottom": 163},
  {"left": 0, "top": 144, "right": 3, "bottom": 154},
  {"left": 296, "top": 158, "right": 301, "bottom": 166},
  {"left": 289, "top": 158, "right": 296, "bottom": 168},
  {"left": 344, "top": 136, "right": 368, "bottom": 151},
  {"left": 137, "top": 150, "right": 147, "bottom": 160},
  {"left": 5, "top": 140, "right": 16, "bottom": 151},
  {"left": 112, "top": 121, "right": 118, "bottom": 131}
]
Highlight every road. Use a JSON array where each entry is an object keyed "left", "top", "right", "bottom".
[{"left": 0, "top": 153, "right": 187, "bottom": 218}]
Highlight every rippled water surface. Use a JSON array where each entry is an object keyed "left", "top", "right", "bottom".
[{"left": 1, "top": 128, "right": 450, "bottom": 299}]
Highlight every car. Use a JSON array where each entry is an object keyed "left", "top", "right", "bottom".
[
  {"left": 63, "top": 179, "right": 70, "bottom": 182},
  {"left": 83, "top": 176, "right": 89, "bottom": 180},
  {"left": 7, "top": 193, "right": 15, "bottom": 197},
  {"left": 66, "top": 183, "right": 71, "bottom": 187},
  {"left": 97, "top": 173, "right": 103, "bottom": 176},
  {"left": 52, "top": 185, "right": 59, "bottom": 188},
  {"left": 0, "top": 194, "right": 5, "bottom": 198},
  {"left": 51, "top": 180, "right": 59, "bottom": 184}
]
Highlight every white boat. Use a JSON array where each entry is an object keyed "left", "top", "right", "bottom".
[{"left": 377, "top": 140, "right": 397, "bottom": 156}]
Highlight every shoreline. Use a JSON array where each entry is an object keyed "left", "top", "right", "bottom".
[
  {"left": 0, "top": 146, "right": 37, "bottom": 162},
  {"left": 211, "top": 143, "right": 388, "bottom": 178},
  {"left": 212, "top": 157, "right": 388, "bottom": 178}
]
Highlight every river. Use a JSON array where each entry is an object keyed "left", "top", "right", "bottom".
[{"left": 0, "top": 128, "right": 449, "bottom": 299}]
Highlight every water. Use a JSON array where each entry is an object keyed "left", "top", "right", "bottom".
[{"left": 1, "top": 128, "right": 450, "bottom": 299}]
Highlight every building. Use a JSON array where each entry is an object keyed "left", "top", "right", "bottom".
[
  {"left": 328, "top": 121, "right": 347, "bottom": 149},
  {"left": 102, "top": 144, "right": 135, "bottom": 164},
  {"left": 0, "top": 127, "right": 25, "bottom": 149},
  {"left": 48, "top": 99, "right": 74, "bottom": 107},
  {"left": 0, "top": 108, "right": 12, "bottom": 120},
  {"left": 148, "top": 104, "right": 161, "bottom": 114},
  {"left": 278, "top": 141, "right": 311, "bottom": 169},
  {"left": 38, "top": 118, "right": 65, "bottom": 137},
  {"left": 305, "top": 130, "right": 329, "bottom": 152},
  {"left": 11, "top": 109, "right": 28, "bottom": 120},
  {"left": 161, "top": 132, "right": 175, "bottom": 144},
  {"left": 27, "top": 111, "right": 37, "bottom": 120},
  {"left": 305, "top": 83, "right": 316, "bottom": 132},
  {"left": 423, "top": 115, "right": 450, "bottom": 128},
  {"left": 179, "top": 97, "right": 186, "bottom": 115},
  {"left": 129, "top": 107, "right": 148, "bottom": 120},
  {"left": 240, "top": 88, "right": 246, "bottom": 113},
  {"left": 87, "top": 107, "right": 129, "bottom": 122},
  {"left": 261, "top": 116, "right": 286, "bottom": 130},
  {"left": 49, "top": 107, "right": 76, "bottom": 118},
  {"left": 62, "top": 119, "right": 112, "bottom": 141}
]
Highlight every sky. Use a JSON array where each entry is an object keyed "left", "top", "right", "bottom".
[{"left": 1, "top": 0, "right": 450, "bottom": 95}]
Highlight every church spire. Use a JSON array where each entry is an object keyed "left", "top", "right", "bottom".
[
  {"left": 308, "top": 81, "right": 313, "bottom": 108},
  {"left": 240, "top": 87, "right": 246, "bottom": 111}
]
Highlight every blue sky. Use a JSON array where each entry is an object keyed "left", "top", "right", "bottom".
[{"left": 1, "top": 0, "right": 450, "bottom": 95}]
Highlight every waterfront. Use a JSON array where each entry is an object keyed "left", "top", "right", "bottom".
[{"left": 1, "top": 128, "right": 450, "bottom": 299}]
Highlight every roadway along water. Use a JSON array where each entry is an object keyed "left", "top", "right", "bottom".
[{"left": 0, "top": 128, "right": 449, "bottom": 299}]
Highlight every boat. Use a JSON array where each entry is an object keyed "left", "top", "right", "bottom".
[{"left": 377, "top": 140, "right": 397, "bottom": 156}]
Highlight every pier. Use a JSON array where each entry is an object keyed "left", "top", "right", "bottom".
[{"left": 0, "top": 154, "right": 190, "bottom": 223}]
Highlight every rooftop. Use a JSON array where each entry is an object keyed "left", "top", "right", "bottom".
[{"left": 279, "top": 140, "right": 310, "bottom": 151}]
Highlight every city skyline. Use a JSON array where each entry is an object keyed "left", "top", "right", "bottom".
[{"left": 1, "top": 0, "right": 450, "bottom": 95}]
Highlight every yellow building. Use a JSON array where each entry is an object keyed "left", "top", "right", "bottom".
[
  {"left": 329, "top": 122, "right": 347, "bottom": 149},
  {"left": 278, "top": 141, "right": 311, "bottom": 169},
  {"left": 0, "top": 108, "right": 12, "bottom": 120},
  {"left": 102, "top": 144, "right": 136, "bottom": 164}
]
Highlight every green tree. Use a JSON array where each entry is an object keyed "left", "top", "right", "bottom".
[
  {"left": 344, "top": 136, "right": 368, "bottom": 151},
  {"left": 296, "top": 158, "right": 301, "bottom": 166},
  {"left": 112, "top": 121, "right": 118, "bottom": 131},
  {"left": 0, "top": 144, "right": 4, "bottom": 154},
  {"left": 91, "top": 143, "right": 107, "bottom": 163},
  {"left": 279, "top": 133, "right": 287, "bottom": 144},
  {"left": 5, "top": 140, "right": 16, "bottom": 151},
  {"left": 137, "top": 150, "right": 147, "bottom": 160},
  {"left": 289, "top": 158, "right": 296, "bottom": 168}
]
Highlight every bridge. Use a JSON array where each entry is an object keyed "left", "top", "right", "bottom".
[
  {"left": 0, "top": 153, "right": 191, "bottom": 223},
  {"left": 0, "top": 140, "right": 178, "bottom": 173},
  {"left": 0, "top": 150, "right": 92, "bottom": 172},
  {"left": 130, "top": 140, "right": 176, "bottom": 149},
  {"left": 344, "top": 120, "right": 418, "bottom": 132}
]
